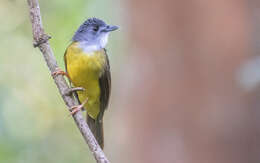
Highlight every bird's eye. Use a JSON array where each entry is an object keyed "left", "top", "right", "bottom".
[{"left": 93, "top": 26, "right": 99, "bottom": 32}]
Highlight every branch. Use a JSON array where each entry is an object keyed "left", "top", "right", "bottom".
[{"left": 27, "top": 0, "right": 110, "bottom": 162}]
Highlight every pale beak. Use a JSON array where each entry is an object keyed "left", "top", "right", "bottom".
[{"left": 103, "top": 25, "right": 119, "bottom": 32}]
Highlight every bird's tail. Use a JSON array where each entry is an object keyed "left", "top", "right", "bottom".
[{"left": 87, "top": 113, "right": 104, "bottom": 149}]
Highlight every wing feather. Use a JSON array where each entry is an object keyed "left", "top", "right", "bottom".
[{"left": 98, "top": 49, "right": 111, "bottom": 119}]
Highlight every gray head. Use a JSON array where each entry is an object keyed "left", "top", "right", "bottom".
[{"left": 72, "top": 18, "right": 118, "bottom": 51}]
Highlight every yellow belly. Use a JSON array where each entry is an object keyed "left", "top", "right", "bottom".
[{"left": 65, "top": 42, "right": 106, "bottom": 119}]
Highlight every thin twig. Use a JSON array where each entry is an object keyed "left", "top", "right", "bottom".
[{"left": 27, "top": 0, "right": 110, "bottom": 162}]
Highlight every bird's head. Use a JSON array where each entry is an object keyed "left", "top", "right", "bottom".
[{"left": 72, "top": 18, "right": 118, "bottom": 51}]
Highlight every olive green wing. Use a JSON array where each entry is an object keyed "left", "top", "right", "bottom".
[
  {"left": 89, "top": 49, "right": 111, "bottom": 148},
  {"left": 99, "top": 48, "right": 111, "bottom": 115}
]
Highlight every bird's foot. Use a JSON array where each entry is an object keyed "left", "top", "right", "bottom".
[
  {"left": 52, "top": 68, "right": 70, "bottom": 79},
  {"left": 64, "top": 87, "right": 85, "bottom": 96},
  {"left": 69, "top": 98, "right": 88, "bottom": 116}
]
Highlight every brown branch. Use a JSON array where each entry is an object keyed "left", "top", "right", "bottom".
[{"left": 27, "top": 0, "right": 110, "bottom": 163}]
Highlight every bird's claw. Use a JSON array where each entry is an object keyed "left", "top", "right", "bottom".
[
  {"left": 69, "top": 105, "right": 83, "bottom": 116},
  {"left": 52, "top": 68, "right": 69, "bottom": 78},
  {"left": 69, "top": 98, "right": 88, "bottom": 116},
  {"left": 64, "top": 87, "right": 85, "bottom": 96}
]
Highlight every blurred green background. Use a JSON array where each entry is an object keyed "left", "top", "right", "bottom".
[{"left": 0, "top": 0, "right": 124, "bottom": 162}]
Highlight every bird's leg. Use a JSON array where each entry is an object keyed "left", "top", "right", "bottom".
[
  {"left": 64, "top": 87, "right": 85, "bottom": 96},
  {"left": 70, "top": 98, "right": 88, "bottom": 115},
  {"left": 52, "top": 67, "right": 70, "bottom": 79},
  {"left": 52, "top": 68, "right": 85, "bottom": 96}
]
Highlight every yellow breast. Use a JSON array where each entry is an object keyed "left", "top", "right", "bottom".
[{"left": 65, "top": 42, "right": 106, "bottom": 119}]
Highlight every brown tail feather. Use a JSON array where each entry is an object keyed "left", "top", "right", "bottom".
[{"left": 87, "top": 114, "right": 104, "bottom": 149}]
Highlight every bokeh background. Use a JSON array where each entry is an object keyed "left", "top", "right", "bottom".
[{"left": 1, "top": 0, "right": 260, "bottom": 163}]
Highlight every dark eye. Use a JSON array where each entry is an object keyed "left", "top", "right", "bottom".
[{"left": 93, "top": 26, "right": 99, "bottom": 32}]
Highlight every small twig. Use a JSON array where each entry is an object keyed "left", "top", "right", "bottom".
[{"left": 27, "top": 0, "right": 110, "bottom": 163}]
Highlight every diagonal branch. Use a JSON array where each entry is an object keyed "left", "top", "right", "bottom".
[{"left": 27, "top": 0, "right": 110, "bottom": 163}]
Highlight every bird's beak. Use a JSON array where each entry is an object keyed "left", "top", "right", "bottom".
[{"left": 104, "top": 25, "right": 119, "bottom": 32}]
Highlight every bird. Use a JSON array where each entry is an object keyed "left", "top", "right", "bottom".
[{"left": 52, "top": 18, "right": 118, "bottom": 149}]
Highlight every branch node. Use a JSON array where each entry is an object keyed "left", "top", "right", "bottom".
[{"left": 33, "top": 33, "right": 51, "bottom": 47}]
